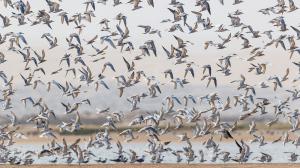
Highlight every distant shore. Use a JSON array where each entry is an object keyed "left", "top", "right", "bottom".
[{"left": 14, "top": 128, "right": 290, "bottom": 145}]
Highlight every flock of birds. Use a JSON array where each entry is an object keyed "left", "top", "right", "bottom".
[{"left": 0, "top": 0, "right": 300, "bottom": 165}]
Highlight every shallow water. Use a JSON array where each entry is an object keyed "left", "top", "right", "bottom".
[{"left": 6, "top": 141, "right": 300, "bottom": 164}]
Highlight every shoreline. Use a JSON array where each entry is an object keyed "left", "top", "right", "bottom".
[{"left": 12, "top": 129, "right": 291, "bottom": 145}]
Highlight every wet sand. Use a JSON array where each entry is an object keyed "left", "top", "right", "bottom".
[{"left": 1, "top": 164, "right": 300, "bottom": 168}]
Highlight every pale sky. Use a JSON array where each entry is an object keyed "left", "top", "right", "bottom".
[{"left": 0, "top": 0, "right": 299, "bottom": 116}]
